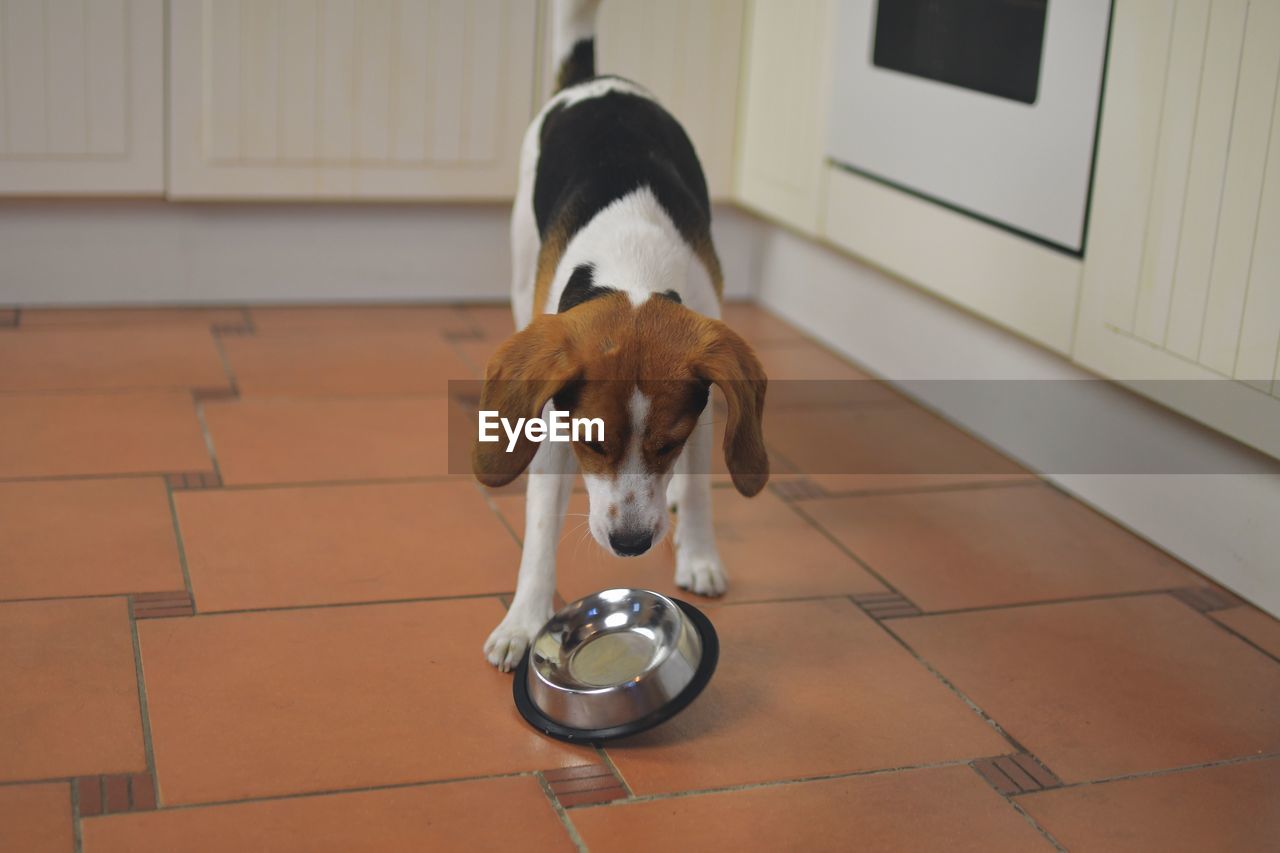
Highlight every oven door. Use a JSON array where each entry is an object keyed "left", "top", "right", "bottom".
[{"left": 826, "top": 0, "right": 1112, "bottom": 254}]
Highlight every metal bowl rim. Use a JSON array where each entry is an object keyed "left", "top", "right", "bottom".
[
  {"left": 529, "top": 588, "right": 690, "bottom": 693},
  {"left": 512, "top": 597, "right": 719, "bottom": 743}
]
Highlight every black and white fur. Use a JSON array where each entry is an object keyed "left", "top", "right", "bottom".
[{"left": 485, "top": 0, "right": 730, "bottom": 670}]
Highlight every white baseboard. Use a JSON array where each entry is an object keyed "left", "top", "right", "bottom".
[
  {"left": 755, "top": 227, "right": 1280, "bottom": 617},
  {"left": 0, "top": 201, "right": 766, "bottom": 305}
]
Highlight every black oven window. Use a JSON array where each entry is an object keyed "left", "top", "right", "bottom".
[{"left": 872, "top": 0, "right": 1048, "bottom": 105}]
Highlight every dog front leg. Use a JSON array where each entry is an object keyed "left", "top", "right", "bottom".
[
  {"left": 673, "top": 412, "right": 728, "bottom": 596},
  {"left": 484, "top": 439, "right": 576, "bottom": 671}
]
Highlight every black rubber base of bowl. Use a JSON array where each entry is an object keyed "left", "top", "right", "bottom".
[{"left": 512, "top": 598, "right": 719, "bottom": 743}]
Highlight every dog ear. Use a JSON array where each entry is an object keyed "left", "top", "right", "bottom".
[
  {"left": 693, "top": 321, "right": 769, "bottom": 496},
  {"left": 472, "top": 315, "right": 580, "bottom": 487}
]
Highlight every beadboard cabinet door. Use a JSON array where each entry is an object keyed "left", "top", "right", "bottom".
[
  {"left": 168, "top": 0, "right": 538, "bottom": 200},
  {"left": 733, "top": 0, "right": 834, "bottom": 232},
  {"left": 1076, "top": 0, "right": 1280, "bottom": 458},
  {"left": 0, "top": 0, "right": 164, "bottom": 194}
]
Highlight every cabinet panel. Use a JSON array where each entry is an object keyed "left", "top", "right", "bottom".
[
  {"left": 733, "top": 0, "right": 833, "bottom": 232},
  {"left": 169, "top": 0, "right": 537, "bottom": 199},
  {"left": 1076, "top": 0, "right": 1280, "bottom": 459},
  {"left": 823, "top": 166, "right": 1082, "bottom": 355},
  {"left": 0, "top": 0, "right": 163, "bottom": 194}
]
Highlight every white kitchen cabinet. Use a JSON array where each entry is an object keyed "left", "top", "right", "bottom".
[
  {"left": 595, "top": 0, "right": 745, "bottom": 200},
  {"left": 822, "top": 165, "right": 1083, "bottom": 354},
  {"left": 733, "top": 0, "right": 833, "bottom": 232},
  {"left": 167, "top": 0, "right": 538, "bottom": 200},
  {"left": 1075, "top": 0, "right": 1280, "bottom": 458},
  {"left": 0, "top": 0, "right": 164, "bottom": 194}
]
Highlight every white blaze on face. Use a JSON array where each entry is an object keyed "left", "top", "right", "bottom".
[{"left": 583, "top": 387, "right": 673, "bottom": 555}]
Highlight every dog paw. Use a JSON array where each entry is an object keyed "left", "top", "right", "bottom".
[
  {"left": 484, "top": 610, "right": 549, "bottom": 672},
  {"left": 675, "top": 552, "right": 728, "bottom": 597}
]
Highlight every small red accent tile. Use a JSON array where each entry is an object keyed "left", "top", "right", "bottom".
[
  {"left": 104, "top": 775, "right": 129, "bottom": 813},
  {"left": 544, "top": 762, "right": 627, "bottom": 808},
  {"left": 552, "top": 776, "right": 625, "bottom": 796},
  {"left": 557, "top": 785, "right": 627, "bottom": 808},
  {"left": 133, "top": 591, "right": 191, "bottom": 603},
  {"left": 76, "top": 776, "right": 103, "bottom": 817},
  {"left": 132, "top": 591, "right": 195, "bottom": 620},
  {"left": 134, "top": 605, "right": 195, "bottom": 618},
  {"left": 1170, "top": 586, "right": 1243, "bottom": 613},
  {"left": 75, "top": 773, "right": 158, "bottom": 816},
  {"left": 974, "top": 754, "right": 1063, "bottom": 795},
  {"left": 542, "top": 764, "right": 616, "bottom": 784},
  {"left": 854, "top": 591, "right": 922, "bottom": 619},
  {"left": 974, "top": 758, "right": 1020, "bottom": 795},
  {"left": 1010, "top": 753, "right": 1062, "bottom": 790},
  {"left": 994, "top": 756, "right": 1039, "bottom": 791},
  {"left": 130, "top": 772, "right": 156, "bottom": 810},
  {"left": 165, "top": 471, "right": 222, "bottom": 490}
]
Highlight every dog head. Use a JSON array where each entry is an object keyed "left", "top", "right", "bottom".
[{"left": 473, "top": 293, "right": 768, "bottom": 557}]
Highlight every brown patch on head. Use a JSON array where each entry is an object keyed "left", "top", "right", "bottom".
[{"left": 473, "top": 294, "right": 768, "bottom": 493}]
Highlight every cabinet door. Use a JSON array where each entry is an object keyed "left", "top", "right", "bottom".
[
  {"left": 0, "top": 0, "right": 163, "bottom": 194},
  {"left": 1075, "top": 0, "right": 1280, "bottom": 458},
  {"left": 733, "top": 0, "right": 833, "bottom": 231},
  {"left": 595, "top": 0, "right": 744, "bottom": 200},
  {"left": 168, "top": 0, "right": 537, "bottom": 200}
]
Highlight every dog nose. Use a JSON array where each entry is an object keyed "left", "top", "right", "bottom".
[{"left": 609, "top": 530, "right": 653, "bottom": 557}]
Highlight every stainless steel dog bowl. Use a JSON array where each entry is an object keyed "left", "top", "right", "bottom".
[{"left": 513, "top": 589, "right": 718, "bottom": 742}]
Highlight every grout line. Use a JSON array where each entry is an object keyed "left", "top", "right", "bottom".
[
  {"left": 127, "top": 602, "right": 160, "bottom": 808},
  {"left": 153, "top": 591, "right": 515, "bottom": 619},
  {"left": 473, "top": 479, "right": 524, "bottom": 548},
  {"left": 783, "top": 501, "right": 905, "bottom": 595},
  {"left": 865, "top": 600, "right": 1030, "bottom": 755},
  {"left": 0, "top": 384, "right": 241, "bottom": 398},
  {"left": 1013, "top": 750, "right": 1280, "bottom": 797},
  {"left": 568, "top": 749, "right": 1280, "bottom": 817},
  {"left": 163, "top": 481, "right": 197, "bottom": 609},
  {"left": 900, "top": 588, "right": 1186, "bottom": 620},
  {"left": 978, "top": 766, "right": 1069, "bottom": 853},
  {"left": 160, "top": 474, "right": 470, "bottom": 492},
  {"left": 208, "top": 327, "right": 241, "bottom": 398},
  {"left": 192, "top": 402, "right": 223, "bottom": 487},
  {"left": 533, "top": 772, "right": 589, "bottom": 853},
  {"left": 0, "top": 471, "right": 476, "bottom": 489},
  {"left": 138, "top": 770, "right": 535, "bottom": 813},
  {"left": 70, "top": 775, "right": 83, "bottom": 853},
  {"left": 569, "top": 759, "right": 978, "bottom": 809},
  {"left": 791, "top": 477, "right": 1042, "bottom": 502},
  {"left": 0, "top": 592, "right": 134, "bottom": 606},
  {"left": 1200, "top": 608, "right": 1280, "bottom": 666},
  {"left": 592, "top": 747, "right": 634, "bottom": 798},
  {"left": 0, "top": 472, "right": 201, "bottom": 485},
  {"left": 3, "top": 587, "right": 1243, "bottom": 626}
]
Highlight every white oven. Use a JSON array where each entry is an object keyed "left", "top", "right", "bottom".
[{"left": 826, "top": 0, "right": 1113, "bottom": 253}]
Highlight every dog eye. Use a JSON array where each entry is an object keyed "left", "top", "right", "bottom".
[
  {"left": 583, "top": 440, "right": 606, "bottom": 455},
  {"left": 657, "top": 441, "right": 681, "bottom": 456}
]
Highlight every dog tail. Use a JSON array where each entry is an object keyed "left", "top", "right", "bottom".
[{"left": 551, "top": 0, "right": 601, "bottom": 91}]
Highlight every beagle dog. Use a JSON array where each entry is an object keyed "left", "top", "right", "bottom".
[{"left": 473, "top": 0, "right": 768, "bottom": 670}]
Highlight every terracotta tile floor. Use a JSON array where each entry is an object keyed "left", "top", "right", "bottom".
[{"left": 1, "top": 302, "right": 1276, "bottom": 851}]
